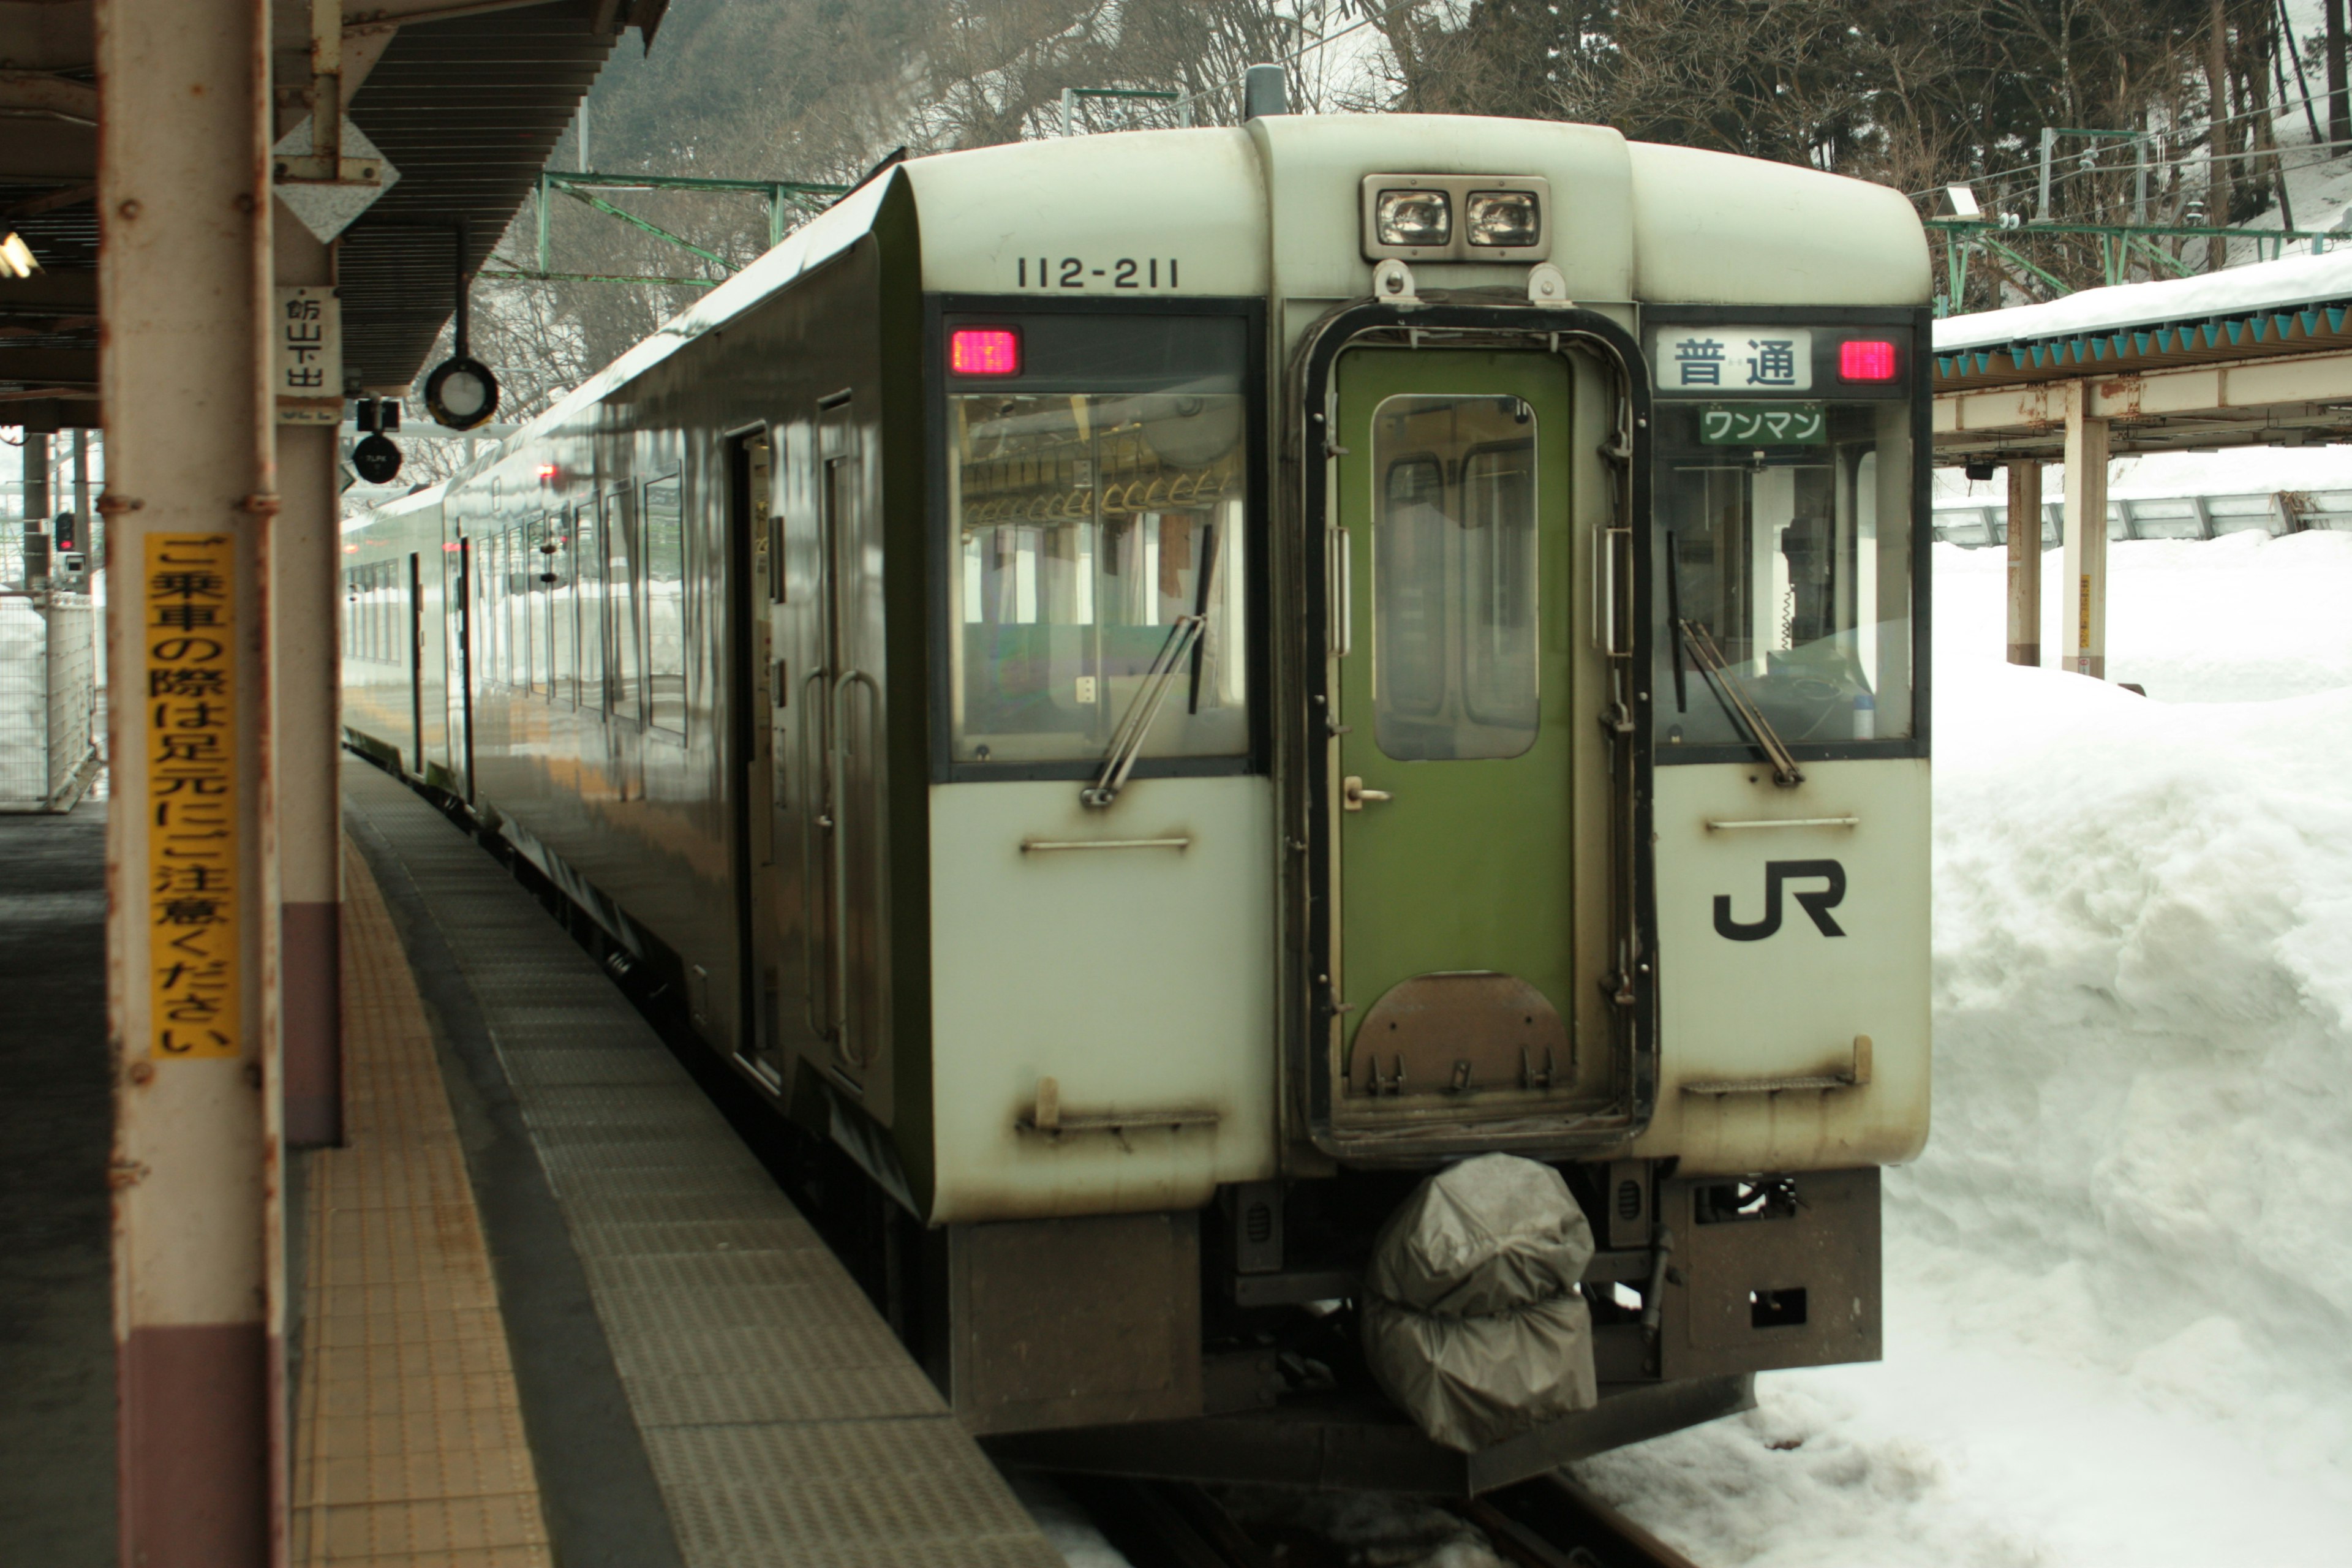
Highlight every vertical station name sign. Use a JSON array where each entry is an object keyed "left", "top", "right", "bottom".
[
  {"left": 274, "top": 284, "right": 343, "bottom": 425},
  {"left": 146, "top": 534, "right": 240, "bottom": 1059}
]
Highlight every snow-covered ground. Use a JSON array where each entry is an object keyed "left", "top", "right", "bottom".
[{"left": 1574, "top": 529, "right": 2352, "bottom": 1566}]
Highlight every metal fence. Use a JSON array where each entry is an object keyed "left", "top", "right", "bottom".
[
  {"left": 0, "top": 586, "right": 100, "bottom": 812},
  {"left": 1934, "top": 488, "right": 2352, "bottom": 548}
]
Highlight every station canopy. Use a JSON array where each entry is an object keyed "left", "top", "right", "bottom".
[{"left": 0, "top": 0, "right": 667, "bottom": 431}]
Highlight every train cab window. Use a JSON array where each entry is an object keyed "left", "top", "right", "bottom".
[
  {"left": 1654, "top": 399, "right": 1914, "bottom": 749},
  {"left": 1370, "top": 396, "right": 1540, "bottom": 761},
  {"left": 943, "top": 315, "right": 1251, "bottom": 769},
  {"left": 643, "top": 477, "right": 687, "bottom": 736}
]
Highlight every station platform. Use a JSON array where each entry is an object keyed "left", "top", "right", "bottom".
[
  {"left": 331, "top": 759, "right": 1065, "bottom": 1567},
  {"left": 0, "top": 796, "right": 115, "bottom": 1565}
]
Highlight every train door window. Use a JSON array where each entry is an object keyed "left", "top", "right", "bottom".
[
  {"left": 1370, "top": 395, "right": 1541, "bottom": 761},
  {"left": 529, "top": 517, "right": 553, "bottom": 696},
  {"left": 489, "top": 531, "right": 508, "bottom": 686},
  {"left": 507, "top": 526, "right": 526, "bottom": 688},
  {"left": 575, "top": 501, "right": 603, "bottom": 713},
  {"left": 547, "top": 510, "right": 574, "bottom": 706},
  {"left": 1653, "top": 399, "right": 1913, "bottom": 747},
  {"left": 605, "top": 487, "right": 641, "bottom": 721},
  {"left": 943, "top": 312, "right": 1252, "bottom": 768},
  {"left": 489, "top": 529, "right": 507, "bottom": 685},
  {"left": 643, "top": 475, "right": 686, "bottom": 736}
]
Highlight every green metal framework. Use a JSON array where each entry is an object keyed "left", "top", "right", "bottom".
[
  {"left": 1928, "top": 216, "right": 2351, "bottom": 314},
  {"left": 480, "top": 170, "right": 852, "bottom": 289}
]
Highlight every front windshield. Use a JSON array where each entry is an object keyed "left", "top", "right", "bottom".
[
  {"left": 1653, "top": 399, "right": 1913, "bottom": 749},
  {"left": 944, "top": 318, "right": 1250, "bottom": 769}
]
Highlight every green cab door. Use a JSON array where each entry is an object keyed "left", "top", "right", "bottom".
[{"left": 1331, "top": 347, "right": 1596, "bottom": 1117}]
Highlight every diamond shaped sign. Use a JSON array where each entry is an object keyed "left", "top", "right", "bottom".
[{"left": 273, "top": 117, "right": 400, "bottom": 244}]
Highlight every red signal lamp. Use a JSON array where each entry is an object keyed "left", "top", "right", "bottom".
[
  {"left": 949, "top": 328, "right": 1020, "bottom": 376},
  {"left": 1839, "top": 339, "right": 1898, "bottom": 381}
]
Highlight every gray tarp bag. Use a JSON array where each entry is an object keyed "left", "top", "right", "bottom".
[{"left": 1360, "top": 1153, "right": 1599, "bottom": 1453}]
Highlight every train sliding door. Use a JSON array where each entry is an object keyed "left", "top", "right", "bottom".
[
  {"left": 757, "top": 398, "right": 890, "bottom": 1110},
  {"left": 1328, "top": 347, "right": 1607, "bottom": 1126},
  {"left": 732, "top": 431, "right": 788, "bottom": 1086},
  {"left": 811, "top": 399, "right": 888, "bottom": 1102}
]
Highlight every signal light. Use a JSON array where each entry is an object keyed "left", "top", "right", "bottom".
[
  {"left": 537, "top": 463, "right": 559, "bottom": 481},
  {"left": 949, "top": 328, "right": 1020, "bottom": 376},
  {"left": 1839, "top": 339, "right": 1898, "bottom": 381}
]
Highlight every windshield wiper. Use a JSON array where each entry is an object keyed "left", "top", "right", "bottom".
[
  {"left": 1676, "top": 618, "right": 1805, "bottom": 788},
  {"left": 1082, "top": 613, "right": 1208, "bottom": 809}
]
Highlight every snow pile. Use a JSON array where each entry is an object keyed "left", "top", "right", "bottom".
[
  {"left": 1574, "top": 542, "right": 2352, "bottom": 1564},
  {"left": 1933, "top": 530, "right": 2352, "bottom": 702}
]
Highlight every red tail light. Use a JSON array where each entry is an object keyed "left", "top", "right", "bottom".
[
  {"left": 949, "top": 328, "right": 1021, "bottom": 376},
  {"left": 1839, "top": 339, "right": 1898, "bottom": 381}
]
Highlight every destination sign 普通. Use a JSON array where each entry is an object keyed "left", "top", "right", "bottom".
[
  {"left": 1654, "top": 327, "right": 1814, "bottom": 393},
  {"left": 1698, "top": 403, "right": 1826, "bottom": 445}
]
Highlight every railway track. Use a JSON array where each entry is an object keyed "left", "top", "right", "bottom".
[{"left": 1050, "top": 1472, "right": 1704, "bottom": 1568}]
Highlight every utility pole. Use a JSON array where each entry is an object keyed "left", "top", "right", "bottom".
[
  {"left": 2209, "top": 0, "right": 2234, "bottom": 271},
  {"left": 2331, "top": 0, "right": 2350, "bottom": 148}
]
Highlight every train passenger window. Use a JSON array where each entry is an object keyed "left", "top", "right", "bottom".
[
  {"left": 605, "top": 489, "right": 641, "bottom": 721},
  {"left": 944, "top": 322, "right": 1250, "bottom": 768},
  {"left": 575, "top": 502, "right": 604, "bottom": 712},
  {"left": 643, "top": 477, "right": 686, "bottom": 737},
  {"left": 1370, "top": 396, "right": 1541, "bottom": 762},
  {"left": 1654, "top": 400, "right": 1913, "bottom": 748}
]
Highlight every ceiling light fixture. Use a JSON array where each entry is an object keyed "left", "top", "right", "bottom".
[{"left": 0, "top": 232, "right": 40, "bottom": 279}]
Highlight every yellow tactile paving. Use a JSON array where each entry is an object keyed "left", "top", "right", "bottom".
[{"left": 288, "top": 843, "right": 554, "bottom": 1568}]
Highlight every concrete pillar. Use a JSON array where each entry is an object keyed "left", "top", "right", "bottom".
[
  {"left": 24, "top": 429, "right": 52, "bottom": 519},
  {"left": 273, "top": 219, "right": 344, "bottom": 1149},
  {"left": 100, "top": 0, "right": 279, "bottom": 1561},
  {"left": 2005, "top": 459, "right": 2042, "bottom": 667},
  {"left": 2061, "top": 381, "right": 2110, "bottom": 679}
]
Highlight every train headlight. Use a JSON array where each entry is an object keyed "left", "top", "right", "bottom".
[
  {"left": 1466, "top": 190, "right": 1541, "bottom": 248},
  {"left": 1362, "top": 175, "right": 1550, "bottom": 263},
  {"left": 1374, "top": 189, "right": 1452, "bottom": 247}
]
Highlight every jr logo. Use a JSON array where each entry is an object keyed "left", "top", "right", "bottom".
[{"left": 1714, "top": 859, "right": 1847, "bottom": 941}]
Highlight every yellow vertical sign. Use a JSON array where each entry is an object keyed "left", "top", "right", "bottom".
[{"left": 145, "top": 533, "right": 240, "bottom": 1060}]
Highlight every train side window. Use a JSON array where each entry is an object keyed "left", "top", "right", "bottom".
[
  {"left": 605, "top": 488, "right": 642, "bottom": 722},
  {"left": 643, "top": 475, "right": 686, "bottom": 737},
  {"left": 1370, "top": 396, "right": 1541, "bottom": 762}
]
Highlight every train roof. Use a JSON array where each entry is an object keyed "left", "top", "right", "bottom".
[{"left": 393, "top": 116, "right": 1926, "bottom": 507}]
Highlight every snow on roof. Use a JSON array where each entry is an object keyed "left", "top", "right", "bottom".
[{"left": 1934, "top": 243, "right": 2352, "bottom": 352}]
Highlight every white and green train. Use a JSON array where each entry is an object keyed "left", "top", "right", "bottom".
[{"left": 343, "top": 103, "right": 1929, "bottom": 1490}]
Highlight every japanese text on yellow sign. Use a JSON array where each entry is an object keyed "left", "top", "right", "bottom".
[{"left": 145, "top": 533, "right": 239, "bottom": 1060}]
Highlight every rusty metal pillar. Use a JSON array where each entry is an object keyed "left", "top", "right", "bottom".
[
  {"left": 2061, "top": 382, "right": 2109, "bottom": 680},
  {"left": 100, "top": 0, "right": 281, "bottom": 1561},
  {"left": 2005, "top": 459, "right": 2042, "bottom": 667}
]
